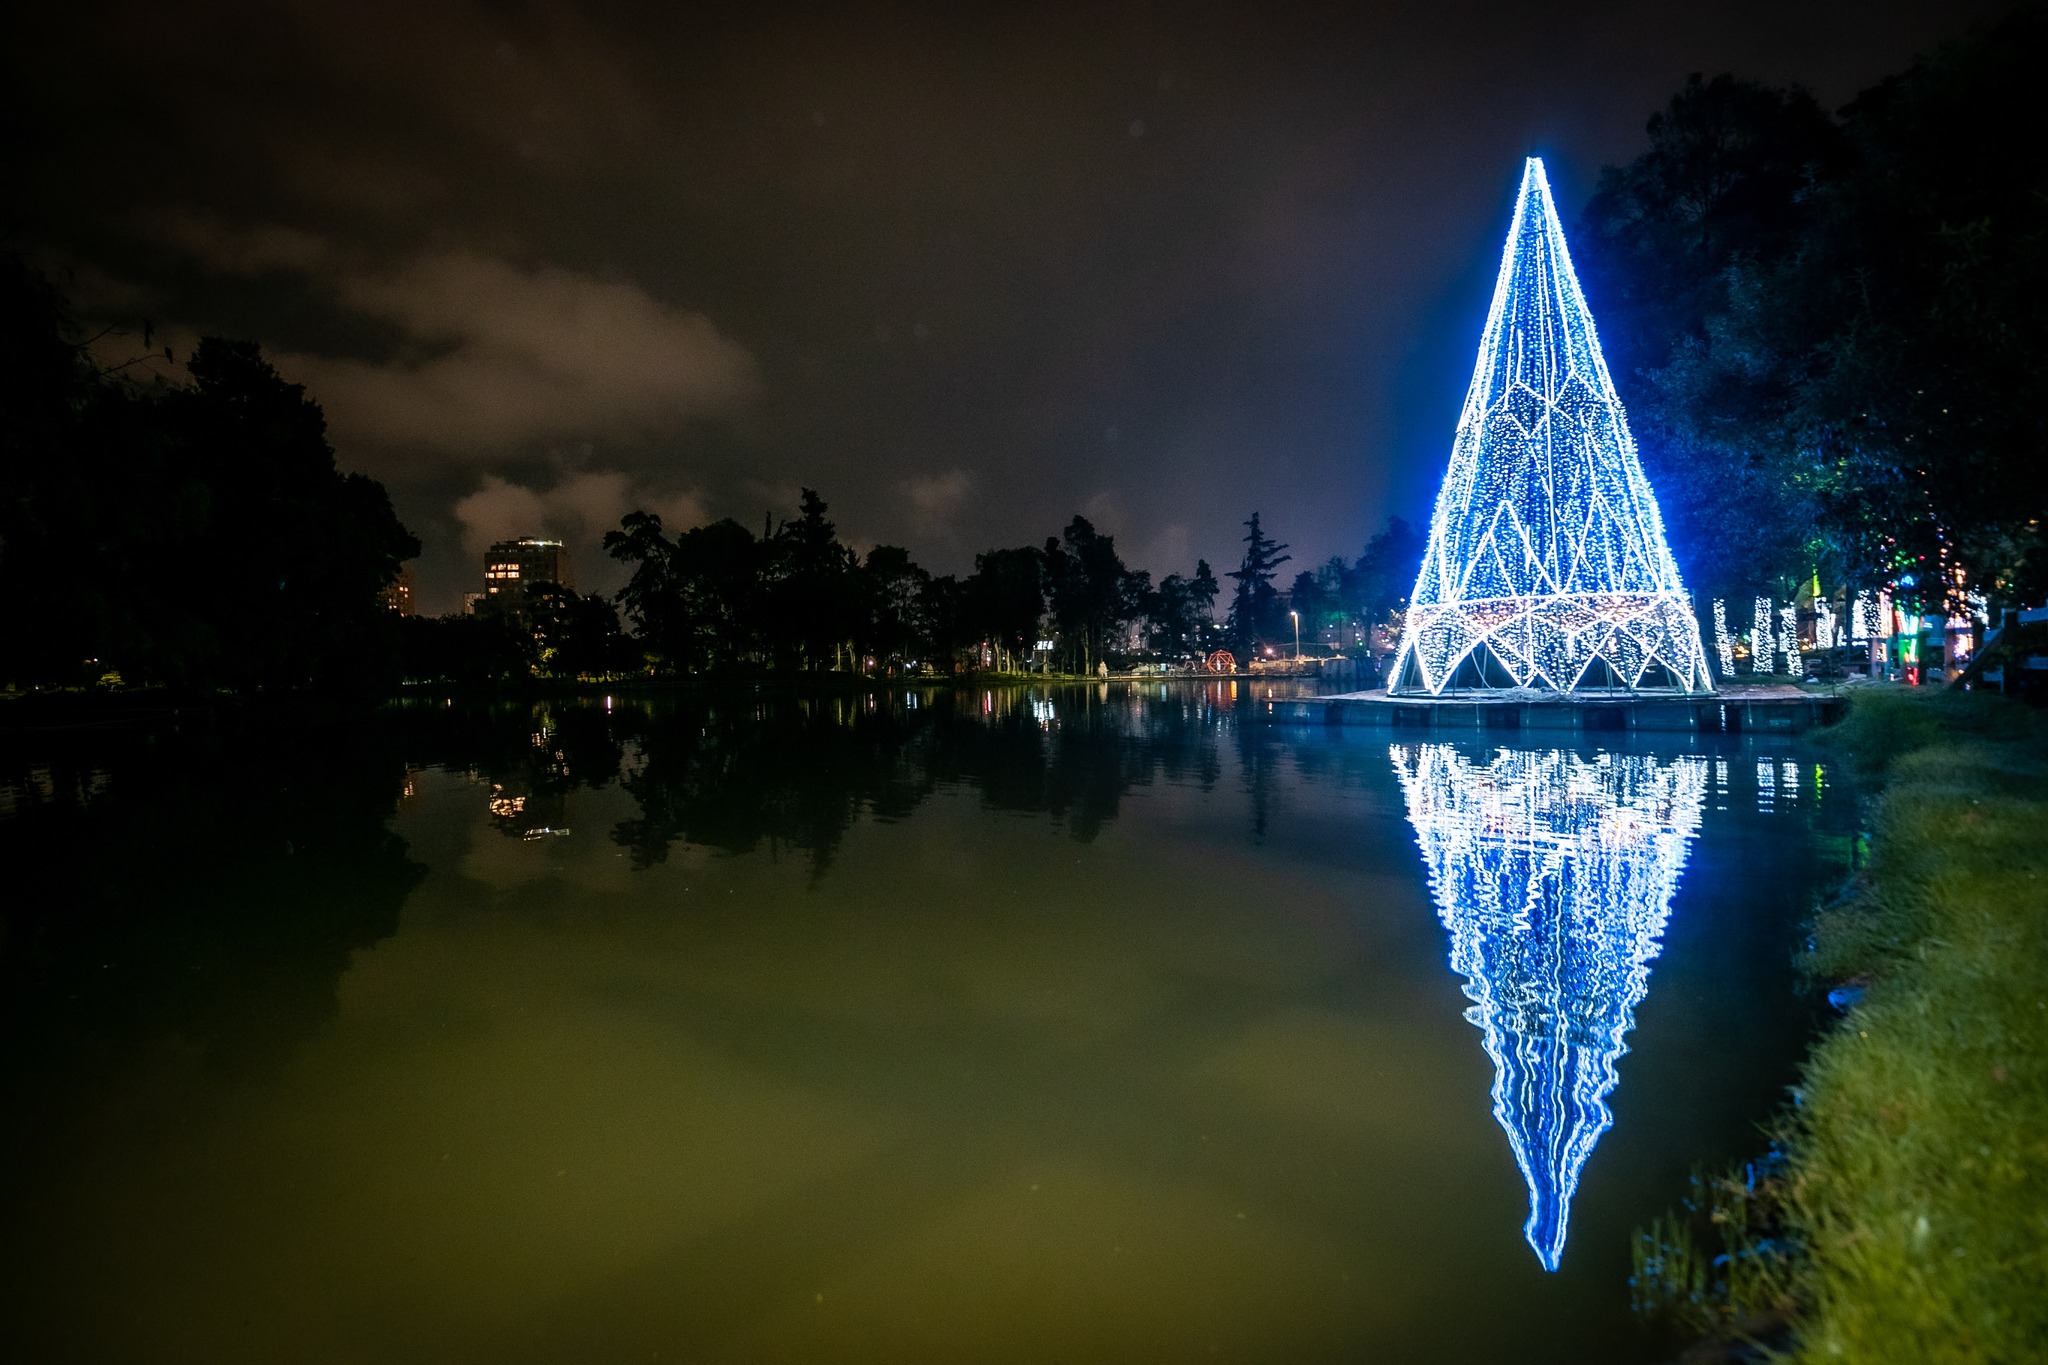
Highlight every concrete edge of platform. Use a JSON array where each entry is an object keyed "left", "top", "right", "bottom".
[{"left": 1252, "top": 689, "right": 1845, "bottom": 735}]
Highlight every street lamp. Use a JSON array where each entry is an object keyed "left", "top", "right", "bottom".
[{"left": 1290, "top": 610, "right": 1301, "bottom": 660}]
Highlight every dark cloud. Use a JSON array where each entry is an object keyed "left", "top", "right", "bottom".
[
  {"left": 147, "top": 213, "right": 758, "bottom": 454},
  {"left": 6, "top": 0, "right": 2004, "bottom": 611}
]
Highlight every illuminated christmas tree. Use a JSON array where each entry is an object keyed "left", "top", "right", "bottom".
[
  {"left": 1391, "top": 741, "right": 1706, "bottom": 1269},
  {"left": 1390, "top": 159, "right": 1711, "bottom": 695}
]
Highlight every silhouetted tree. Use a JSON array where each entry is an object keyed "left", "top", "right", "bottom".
[
  {"left": 963, "top": 546, "right": 1045, "bottom": 670},
  {"left": 1225, "top": 513, "right": 1290, "bottom": 660},
  {"left": 1190, "top": 560, "right": 1220, "bottom": 617},
  {"left": 1351, "top": 516, "right": 1424, "bottom": 626},
  {"left": 1581, "top": 16, "right": 2048, "bottom": 607},
  {"left": 1310, "top": 557, "right": 1353, "bottom": 642},
  {"left": 605, "top": 511, "right": 688, "bottom": 668},
  {"left": 857, "top": 544, "right": 930, "bottom": 670},
  {"left": 675, "top": 519, "right": 772, "bottom": 670},
  {"left": 1042, "top": 516, "right": 1138, "bottom": 673},
  {"left": 528, "top": 584, "right": 633, "bottom": 678},
  {"left": 767, "top": 489, "right": 860, "bottom": 670},
  {"left": 395, "top": 613, "right": 533, "bottom": 685},
  {"left": 1577, "top": 75, "right": 1847, "bottom": 603},
  {"left": 1580, "top": 74, "right": 1850, "bottom": 389},
  {"left": 163, "top": 340, "right": 419, "bottom": 691},
  {"left": 605, "top": 511, "right": 772, "bottom": 674},
  {"left": 1285, "top": 570, "right": 1326, "bottom": 650},
  {"left": 0, "top": 260, "right": 418, "bottom": 695},
  {"left": 0, "top": 256, "right": 130, "bottom": 685},
  {"left": 1144, "top": 560, "right": 1219, "bottom": 658},
  {"left": 918, "top": 573, "right": 969, "bottom": 672}
]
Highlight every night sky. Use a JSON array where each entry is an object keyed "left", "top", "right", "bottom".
[{"left": 6, "top": 1, "right": 2002, "bottom": 612}]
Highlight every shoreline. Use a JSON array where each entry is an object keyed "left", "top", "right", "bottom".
[
  {"left": 1634, "top": 685, "right": 2047, "bottom": 1361},
  {"left": 0, "top": 670, "right": 1336, "bottom": 733}
]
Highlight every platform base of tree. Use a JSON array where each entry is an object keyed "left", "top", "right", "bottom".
[{"left": 1256, "top": 684, "right": 1844, "bottom": 735}]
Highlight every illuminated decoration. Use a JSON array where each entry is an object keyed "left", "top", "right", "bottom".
[
  {"left": 1392, "top": 741, "right": 1705, "bottom": 1270},
  {"left": 1710, "top": 599, "right": 1735, "bottom": 678},
  {"left": 1780, "top": 606, "right": 1803, "bottom": 677},
  {"left": 1389, "top": 160, "right": 1711, "bottom": 696},
  {"left": 1814, "top": 598, "right": 1837, "bottom": 651},
  {"left": 1852, "top": 589, "right": 1894, "bottom": 642},
  {"left": 1752, "top": 597, "right": 1776, "bottom": 674}
]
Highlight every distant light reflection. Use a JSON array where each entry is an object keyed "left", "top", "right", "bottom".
[{"left": 1391, "top": 742, "right": 1706, "bottom": 1270}]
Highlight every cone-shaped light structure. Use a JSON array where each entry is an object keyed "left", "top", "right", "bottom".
[
  {"left": 1391, "top": 742, "right": 1705, "bottom": 1269},
  {"left": 1390, "top": 159, "right": 1711, "bottom": 695}
]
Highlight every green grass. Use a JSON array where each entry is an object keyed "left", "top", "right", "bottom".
[
  {"left": 1637, "top": 686, "right": 2048, "bottom": 1362},
  {"left": 1786, "top": 687, "right": 2048, "bottom": 1362}
]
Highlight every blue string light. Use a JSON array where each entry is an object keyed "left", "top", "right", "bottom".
[
  {"left": 1392, "top": 741, "right": 1706, "bottom": 1269},
  {"left": 1390, "top": 159, "right": 1711, "bottom": 695}
]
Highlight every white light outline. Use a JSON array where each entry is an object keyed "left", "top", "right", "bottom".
[{"left": 1390, "top": 159, "right": 1711, "bottom": 697}]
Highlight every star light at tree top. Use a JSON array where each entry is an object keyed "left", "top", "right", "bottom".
[
  {"left": 1391, "top": 741, "right": 1706, "bottom": 1270},
  {"left": 1390, "top": 159, "right": 1711, "bottom": 696}
]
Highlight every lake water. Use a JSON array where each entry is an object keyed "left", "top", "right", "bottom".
[{"left": 0, "top": 683, "right": 1855, "bottom": 1364}]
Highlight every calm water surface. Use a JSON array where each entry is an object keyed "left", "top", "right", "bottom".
[{"left": 0, "top": 684, "right": 1854, "bottom": 1363}]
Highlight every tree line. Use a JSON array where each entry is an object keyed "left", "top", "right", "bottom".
[
  {"left": 0, "top": 246, "right": 1422, "bottom": 694},
  {"left": 1576, "top": 7, "right": 2048, "bottom": 618},
  {"left": 470, "top": 489, "right": 1422, "bottom": 681},
  {"left": 0, "top": 257, "right": 418, "bottom": 695}
]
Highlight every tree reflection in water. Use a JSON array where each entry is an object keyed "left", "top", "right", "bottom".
[
  {"left": 1391, "top": 742, "right": 1707, "bottom": 1271},
  {"left": 1, "top": 685, "right": 1246, "bottom": 1080},
  {"left": 0, "top": 717, "right": 423, "bottom": 1078},
  {"left": 390, "top": 684, "right": 1240, "bottom": 873}
]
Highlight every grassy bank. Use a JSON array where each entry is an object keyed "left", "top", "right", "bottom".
[
  {"left": 1789, "top": 688, "right": 2048, "bottom": 1360},
  {"left": 1636, "top": 686, "right": 2048, "bottom": 1361}
]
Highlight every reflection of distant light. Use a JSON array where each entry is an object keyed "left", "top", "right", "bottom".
[
  {"left": 1392, "top": 742, "right": 1704, "bottom": 1270},
  {"left": 1031, "top": 699, "right": 1056, "bottom": 726},
  {"left": 521, "top": 826, "right": 572, "bottom": 840}
]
